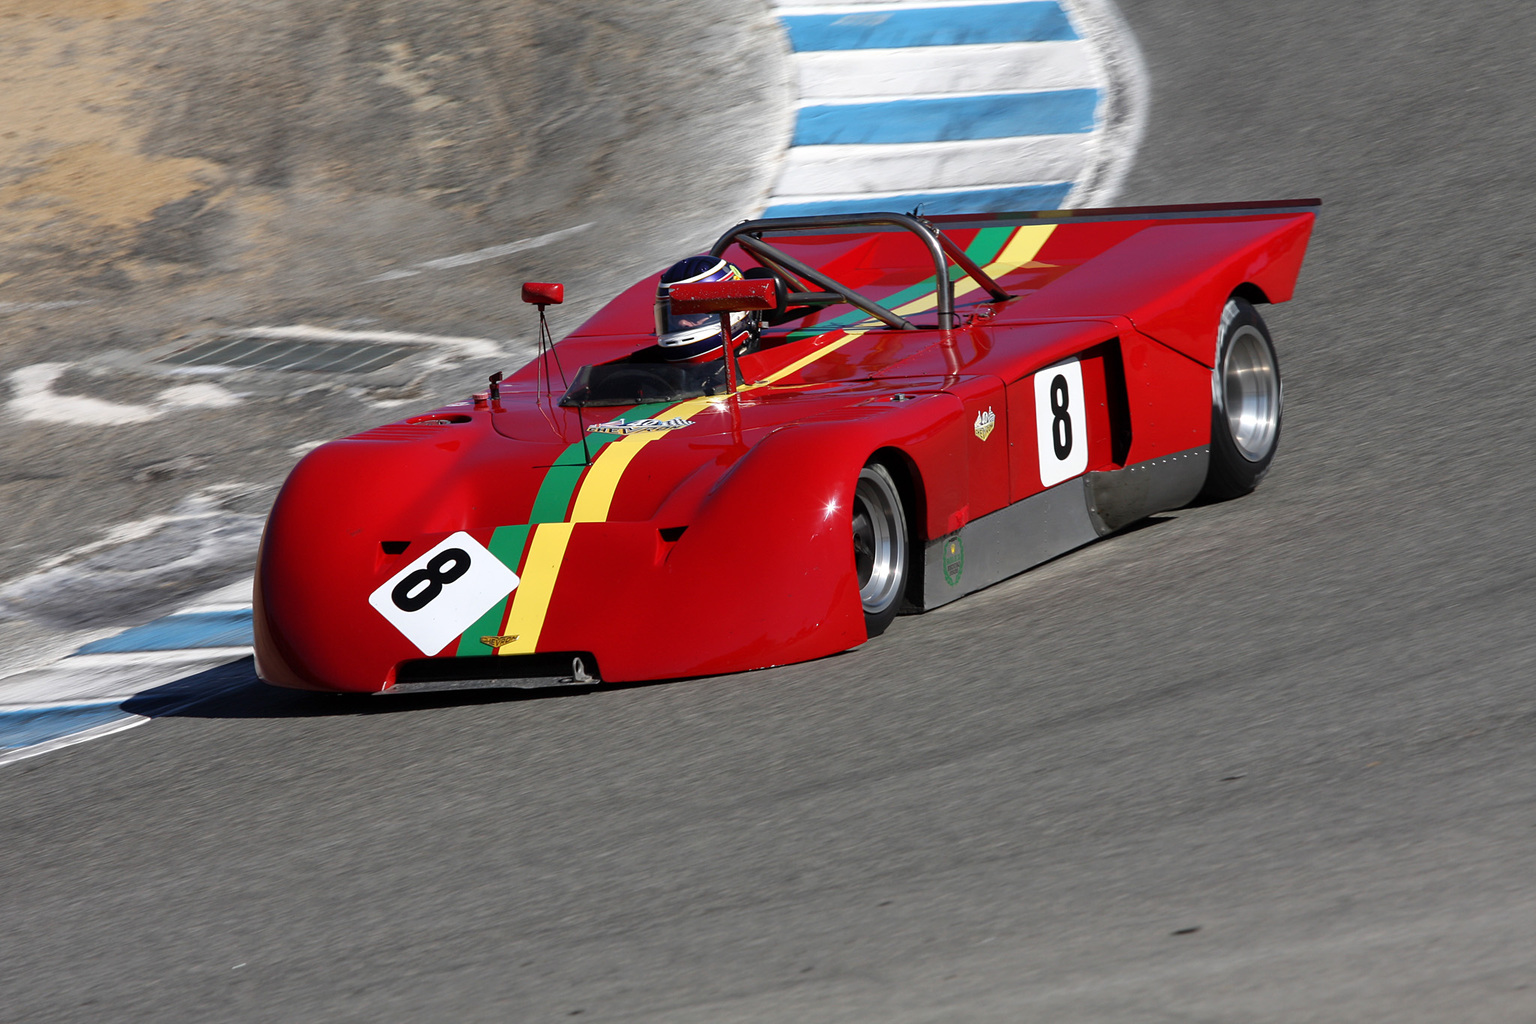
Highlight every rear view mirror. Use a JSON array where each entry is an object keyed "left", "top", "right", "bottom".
[
  {"left": 667, "top": 278, "right": 777, "bottom": 314},
  {"left": 521, "top": 282, "right": 564, "bottom": 306}
]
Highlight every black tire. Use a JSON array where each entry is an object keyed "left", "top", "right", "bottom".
[
  {"left": 1199, "top": 297, "right": 1283, "bottom": 501},
  {"left": 851, "top": 461, "right": 908, "bottom": 638}
]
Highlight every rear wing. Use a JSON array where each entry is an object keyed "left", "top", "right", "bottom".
[{"left": 925, "top": 197, "right": 1321, "bottom": 228}]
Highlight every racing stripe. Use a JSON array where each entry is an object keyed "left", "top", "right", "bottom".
[
  {"left": 788, "top": 223, "right": 1055, "bottom": 336},
  {"left": 760, "top": 329, "right": 866, "bottom": 385},
  {"left": 569, "top": 396, "right": 715, "bottom": 523},
  {"left": 787, "top": 225, "right": 1016, "bottom": 339},
  {"left": 889, "top": 223, "right": 1057, "bottom": 317},
  {"left": 494, "top": 521, "right": 574, "bottom": 655},
  {"left": 452, "top": 401, "right": 676, "bottom": 657},
  {"left": 454, "top": 524, "right": 531, "bottom": 656},
  {"left": 494, "top": 395, "right": 717, "bottom": 655},
  {"left": 494, "top": 326, "right": 884, "bottom": 657}
]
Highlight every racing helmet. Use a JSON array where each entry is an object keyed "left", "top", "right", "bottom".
[{"left": 654, "top": 255, "right": 757, "bottom": 362}]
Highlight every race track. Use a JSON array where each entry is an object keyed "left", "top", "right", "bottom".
[{"left": 4, "top": 0, "right": 1536, "bottom": 1020}]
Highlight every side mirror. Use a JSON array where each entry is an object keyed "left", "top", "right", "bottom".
[
  {"left": 521, "top": 282, "right": 564, "bottom": 306},
  {"left": 666, "top": 278, "right": 777, "bottom": 314},
  {"left": 742, "top": 267, "right": 789, "bottom": 313},
  {"left": 666, "top": 279, "right": 776, "bottom": 396}
]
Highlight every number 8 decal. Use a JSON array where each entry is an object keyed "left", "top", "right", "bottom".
[
  {"left": 369, "top": 531, "right": 520, "bottom": 656},
  {"left": 1034, "top": 357, "right": 1088, "bottom": 486}
]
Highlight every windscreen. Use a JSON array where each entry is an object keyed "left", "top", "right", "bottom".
[{"left": 560, "top": 359, "right": 727, "bottom": 408}]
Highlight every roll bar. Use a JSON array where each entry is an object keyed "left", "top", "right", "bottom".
[{"left": 710, "top": 212, "right": 1011, "bottom": 331}]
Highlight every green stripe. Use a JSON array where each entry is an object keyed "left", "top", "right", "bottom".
[
  {"left": 456, "top": 523, "right": 532, "bottom": 656},
  {"left": 453, "top": 400, "right": 676, "bottom": 657},
  {"left": 529, "top": 400, "right": 673, "bottom": 523},
  {"left": 787, "top": 226, "right": 1016, "bottom": 339}
]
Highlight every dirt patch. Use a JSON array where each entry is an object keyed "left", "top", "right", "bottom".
[
  {"left": 4, "top": 143, "right": 218, "bottom": 229},
  {"left": 0, "top": 0, "right": 790, "bottom": 324},
  {"left": 0, "top": 1, "right": 154, "bottom": 18},
  {"left": 0, "top": 0, "right": 222, "bottom": 289}
]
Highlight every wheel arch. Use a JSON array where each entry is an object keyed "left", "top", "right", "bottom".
[
  {"left": 866, "top": 445, "right": 925, "bottom": 540},
  {"left": 865, "top": 444, "right": 925, "bottom": 612},
  {"left": 1231, "top": 281, "right": 1272, "bottom": 307}
]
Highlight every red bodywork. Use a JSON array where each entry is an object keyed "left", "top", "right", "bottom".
[{"left": 255, "top": 202, "right": 1316, "bottom": 692}]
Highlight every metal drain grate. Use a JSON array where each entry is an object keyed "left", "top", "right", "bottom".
[{"left": 160, "top": 337, "right": 417, "bottom": 373}]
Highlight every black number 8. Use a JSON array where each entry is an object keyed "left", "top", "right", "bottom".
[
  {"left": 392, "top": 548, "right": 471, "bottom": 612},
  {"left": 1050, "top": 374, "right": 1073, "bottom": 460}
]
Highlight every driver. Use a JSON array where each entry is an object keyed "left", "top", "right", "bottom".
[{"left": 654, "top": 255, "right": 761, "bottom": 362}]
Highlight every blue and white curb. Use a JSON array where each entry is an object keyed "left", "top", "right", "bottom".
[
  {"left": 765, "top": 0, "right": 1148, "bottom": 216},
  {"left": 0, "top": 584, "right": 254, "bottom": 766}
]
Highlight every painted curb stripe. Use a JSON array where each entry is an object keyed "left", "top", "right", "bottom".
[
  {"left": 74, "top": 609, "right": 255, "bottom": 654},
  {"left": 0, "top": 702, "right": 137, "bottom": 752},
  {"left": 793, "top": 89, "right": 1098, "bottom": 146},
  {"left": 0, "top": 713, "right": 147, "bottom": 767},
  {"left": 780, "top": 3, "right": 1078, "bottom": 51},
  {"left": 767, "top": 184, "right": 1075, "bottom": 219},
  {"left": 777, "top": 136, "right": 1091, "bottom": 197},
  {"left": 794, "top": 40, "right": 1096, "bottom": 100},
  {"left": 765, "top": 0, "right": 1126, "bottom": 218}
]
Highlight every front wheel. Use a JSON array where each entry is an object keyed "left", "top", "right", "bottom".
[
  {"left": 851, "top": 462, "right": 908, "bottom": 638},
  {"left": 1200, "top": 297, "right": 1283, "bottom": 501}
]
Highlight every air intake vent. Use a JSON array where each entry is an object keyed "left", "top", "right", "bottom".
[
  {"left": 391, "top": 652, "right": 600, "bottom": 693},
  {"left": 346, "top": 424, "right": 449, "bottom": 441}
]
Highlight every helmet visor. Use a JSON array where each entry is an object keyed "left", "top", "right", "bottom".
[{"left": 664, "top": 308, "right": 730, "bottom": 336}]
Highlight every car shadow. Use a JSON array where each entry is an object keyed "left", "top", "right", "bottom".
[{"left": 122, "top": 657, "right": 599, "bottom": 720}]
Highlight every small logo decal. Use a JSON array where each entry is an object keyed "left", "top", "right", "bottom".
[
  {"left": 973, "top": 407, "right": 996, "bottom": 442},
  {"left": 480, "top": 635, "right": 519, "bottom": 648},
  {"left": 587, "top": 417, "right": 693, "bottom": 435},
  {"left": 942, "top": 533, "right": 965, "bottom": 586}
]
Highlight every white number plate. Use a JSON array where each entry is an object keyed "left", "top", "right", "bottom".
[
  {"left": 368, "top": 532, "right": 520, "bottom": 656},
  {"left": 1034, "top": 358, "right": 1088, "bottom": 487}
]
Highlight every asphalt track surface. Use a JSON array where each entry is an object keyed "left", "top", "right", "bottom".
[{"left": 4, "top": 1, "right": 1536, "bottom": 1021}]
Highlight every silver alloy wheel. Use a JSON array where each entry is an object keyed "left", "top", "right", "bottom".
[
  {"left": 852, "top": 464, "right": 906, "bottom": 616},
  {"left": 1221, "top": 324, "right": 1281, "bottom": 462}
]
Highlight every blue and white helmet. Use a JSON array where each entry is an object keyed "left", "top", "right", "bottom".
[{"left": 654, "top": 255, "right": 755, "bottom": 362}]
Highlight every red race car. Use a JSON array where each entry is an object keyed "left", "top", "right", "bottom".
[{"left": 255, "top": 201, "right": 1316, "bottom": 693}]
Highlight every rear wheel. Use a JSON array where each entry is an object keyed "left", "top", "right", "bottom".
[
  {"left": 1200, "top": 297, "right": 1282, "bottom": 501},
  {"left": 852, "top": 462, "right": 908, "bottom": 637}
]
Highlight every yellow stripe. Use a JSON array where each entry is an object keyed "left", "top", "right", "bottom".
[
  {"left": 498, "top": 396, "right": 714, "bottom": 653},
  {"left": 497, "top": 522, "right": 573, "bottom": 654},
  {"left": 568, "top": 396, "right": 714, "bottom": 522},
  {"left": 498, "top": 225, "right": 1058, "bottom": 654},
  {"left": 885, "top": 223, "right": 1058, "bottom": 320},
  {"left": 758, "top": 329, "right": 867, "bottom": 386}
]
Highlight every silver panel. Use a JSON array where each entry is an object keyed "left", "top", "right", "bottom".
[
  {"left": 1085, "top": 446, "right": 1209, "bottom": 535},
  {"left": 921, "top": 478, "right": 1099, "bottom": 610},
  {"left": 917, "top": 445, "right": 1213, "bottom": 610}
]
